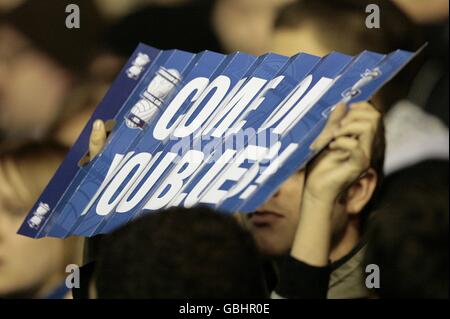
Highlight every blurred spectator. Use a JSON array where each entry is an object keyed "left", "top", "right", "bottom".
[
  {"left": 48, "top": 0, "right": 233, "bottom": 150},
  {"left": 384, "top": 1, "right": 448, "bottom": 174},
  {"left": 102, "top": 0, "right": 223, "bottom": 57},
  {"left": 393, "top": 0, "right": 448, "bottom": 24},
  {"left": 0, "top": 0, "right": 25, "bottom": 13},
  {"left": 0, "top": 142, "right": 83, "bottom": 299},
  {"left": 384, "top": 100, "right": 449, "bottom": 175},
  {"left": 272, "top": 0, "right": 420, "bottom": 55},
  {"left": 0, "top": 0, "right": 108, "bottom": 147},
  {"left": 94, "top": 0, "right": 192, "bottom": 21},
  {"left": 102, "top": 0, "right": 295, "bottom": 57},
  {"left": 365, "top": 160, "right": 449, "bottom": 298},
  {"left": 393, "top": 0, "right": 449, "bottom": 126},
  {"left": 54, "top": 0, "right": 224, "bottom": 147},
  {"left": 212, "top": 0, "right": 295, "bottom": 54},
  {"left": 76, "top": 207, "right": 267, "bottom": 298},
  {"left": 270, "top": 0, "right": 423, "bottom": 111},
  {"left": 269, "top": 0, "right": 448, "bottom": 177}
]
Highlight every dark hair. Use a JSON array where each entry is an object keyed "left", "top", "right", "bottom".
[
  {"left": 103, "top": 0, "right": 223, "bottom": 57},
  {"left": 95, "top": 206, "right": 267, "bottom": 298},
  {"left": 364, "top": 160, "right": 449, "bottom": 298}
]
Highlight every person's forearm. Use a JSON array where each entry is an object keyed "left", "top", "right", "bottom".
[
  {"left": 276, "top": 190, "right": 334, "bottom": 299},
  {"left": 290, "top": 190, "right": 335, "bottom": 267}
]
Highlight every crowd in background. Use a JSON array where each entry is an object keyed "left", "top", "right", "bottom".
[{"left": 0, "top": 0, "right": 448, "bottom": 299}]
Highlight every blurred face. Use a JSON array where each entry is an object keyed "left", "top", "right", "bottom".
[
  {"left": 270, "top": 19, "right": 331, "bottom": 57},
  {"left": 0, "top": 0, "right": 25, "bottom": 13},
  {"left": 245, "top": 170, "right": 306, "bottom": 256},
  {"left": 0, "top": 162, "right": 65, "bottom": 298},
  {"left": 393, "top": 0, "right": 449, "bottom": 23},
  {"left": 0, "top": 25, "right": 71, "bottom": 140}
]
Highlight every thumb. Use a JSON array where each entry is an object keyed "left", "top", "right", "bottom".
[{"left": 89, "top": 120, "right": 106, "bottom": 160}]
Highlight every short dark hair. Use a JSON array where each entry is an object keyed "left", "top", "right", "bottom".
[
  {"left": 364, "top": 160, "right": 449, "bottom": 298},
  {"left": 95, "top": 206, "right": 267, "bottom": 298}
]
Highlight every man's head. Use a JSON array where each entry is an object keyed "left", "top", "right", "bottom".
[
  {"left": 94, "top": 207, "right": 267, "bottom": 298},
  {"left": 245, "top": 0, "right": 401, "bottom": 259},
  {"left": 246, "top": 106, "right": 385, "bottom": 258}
]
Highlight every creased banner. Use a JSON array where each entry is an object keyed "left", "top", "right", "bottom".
[{"left": 18, "top": 43, "right": 421, "bottom": 238}]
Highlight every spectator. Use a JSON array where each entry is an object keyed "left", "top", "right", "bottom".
[
  {"left": 0, "top": 0, "right": 109, "bottom": 147},
  {"left": 236, "top": 0, "right": 411, "bottom": 299},
  {"left": 270, "top": 0, "right": 423, "bottom": 111},
  {"left": 242, "top": 102, "right": 384, "bottom": 299},
  {"left": 0, "top": 143, "right": 83, "bottom": 298}
]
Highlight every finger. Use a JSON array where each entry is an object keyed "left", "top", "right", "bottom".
[
  {"left": 334, "top": 121, "right": 378, "bottom": 157},
  {"left": 327, "top": 149, "right": 352, "bottom": 161},
  {"left": 339, "top": 104, "right": 380, "bottom": 127},
  {"left": 349, "top": 101, "right": 373, "bottom": 109},
  {"left": 310, "top": 103, "right": 347, "bottom": 150},
  {"left": 89, "top": 119, "right": 107, "bottom": 159},
  {"left": 330, "top": 137, "right": 369, "bottom": 169},
  {"left": 326, "top": 146, "right": 368, "bottom": 174},
  {"left": 329, "top": 136, "right": 359, "bottom": 151},
  {"left": 308, "top": 147, "right": 350, "bottom": 171},
  {"left": 333, "top": 121, "right": 377, "bottom": 138}
]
